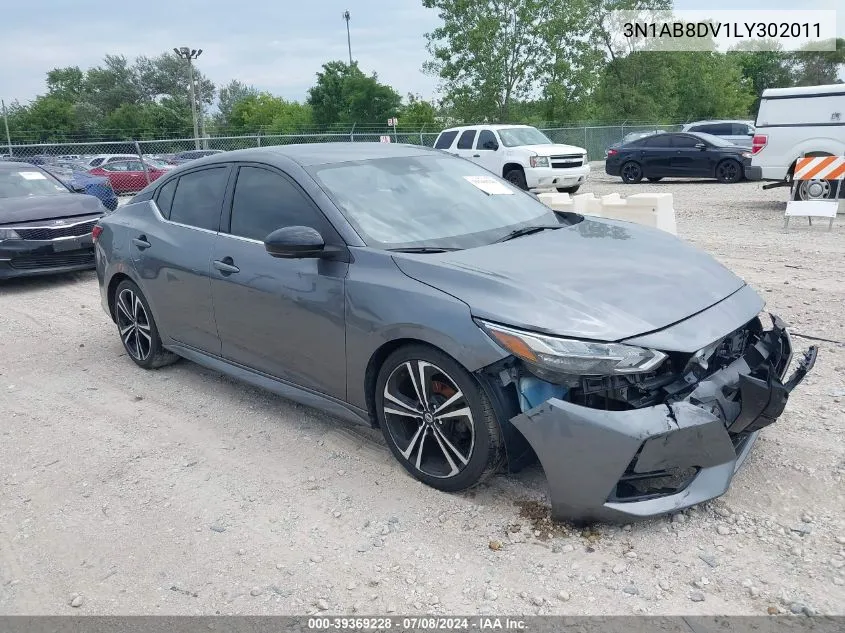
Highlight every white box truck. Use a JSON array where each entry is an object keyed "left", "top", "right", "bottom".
[{"left": 746, "top": 84, "right": 845, "bottom": 200}]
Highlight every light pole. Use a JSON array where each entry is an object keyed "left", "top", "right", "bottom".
[
  {"left": 173, "top": 47, "right": 203, "bottom": 149},
  {"left": 342, "top": 10, "right": 352, "bottom": 65}
]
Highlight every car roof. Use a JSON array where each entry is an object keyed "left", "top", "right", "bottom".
[
  {"left": 762, "top": 83, "right": 845, "bottom": 98},
  {"left": 437, "top": 124, "right": 534, "bottom": 134},
  {"left": 193, "top": 142, "right": 443, "bottom": 167}
]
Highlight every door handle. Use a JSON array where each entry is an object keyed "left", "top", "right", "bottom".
[
  {"left": 132, "top": 236, "right": 151, "bottom": 249},
  {"left": 213, "top": 257, "right": 240, "bottom": 274},
  {"left": 472, "top": 154, "right": 481, "bottom": 158}
]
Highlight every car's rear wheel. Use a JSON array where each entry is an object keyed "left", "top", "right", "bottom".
[
  {"left": 621, "top": 161, "right": 643, "bottom": 184},
  {"left": 504, "top": 168, "right": 528, "bottom": 190},
  {"left": 375, "top": 345, "right": 503, "bottom": 492},
  {"left": 557, "top": 186, "right": 580, "bottom": 194},
  {"left": 715, "top": 159, "right": 743, "bottom": 184},
  {"left": 114, "top": 279, "right": 179, "bottom": 370}
]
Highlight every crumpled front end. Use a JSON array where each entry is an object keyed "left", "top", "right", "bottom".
[{"left": 505, "top": 314, "right": 817, "bottom": 523}]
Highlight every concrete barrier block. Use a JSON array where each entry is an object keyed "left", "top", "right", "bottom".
[
  {"left": 537, "top": 192, "right": 572, "bottom": 212},
  {"left": 571, "top": 193, "right": 596, "bottom": 213}
]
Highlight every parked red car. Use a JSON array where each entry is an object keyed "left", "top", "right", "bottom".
[{"left": 88, "top": 159, "right": 168, "bottom": 194}]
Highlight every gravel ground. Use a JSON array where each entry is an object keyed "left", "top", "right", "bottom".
[{"left": 1, "top": 164, "right": 844, "bottom": 616}]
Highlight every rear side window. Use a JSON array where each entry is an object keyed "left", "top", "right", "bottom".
[
  {"left": 89, "top": 158, "right": 104, "bottom": 167},
  {"left": 672, "top": 135, "right": 702, "bottom": 148},
  {"left": 693, "top": 123, "right": 732, "bottom": 136},
  {"left": 643, "top": 135, "right": 672, "bottom": 148},
  {"left": 732, "top": 123, "right": 752, "bottom": 135},
  {"left": 434, "top": 130, "right": 458, "bottom": 149},
  {"left": 169, "top": 167, "right": 229, "bottom": 231},
  {"left": 155, "top": 178, "right": 178, "bottom": 219},
  {"left": 457, "top": 130, "right": 477, "bottom": 149}
]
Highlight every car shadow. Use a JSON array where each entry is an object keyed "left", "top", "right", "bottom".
[{"left": 0, "top": 270, "right": 97, "bottom": 294}]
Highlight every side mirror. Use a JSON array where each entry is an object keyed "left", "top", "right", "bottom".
[
  {"left": 264, "top": 226, "right": 325, "bottom": 259},
  {"left": 695, "top": 143, "right": 707, "bottom": 150},
  {"left": 71, "top": 184, "right": 86, "bottom": 193}
]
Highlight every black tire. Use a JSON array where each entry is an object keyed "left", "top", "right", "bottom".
[
  {"left": 114, "top": 279, "right": 179, "bottom": 370},
  {"left": 715, "top": 159, "right": 743, "bottom": 184},
  {"left": 792, "top": 178, "right": 836, "bottom": 201},
  {"left": 557, "top": 186, "right": 580, "bottom": 194},
  {"left": 374, "top": 344, "right": 503, "bottom": 492},
  {"left": 620, "top": 161, "right": 643, "bottom": 184},
  {"left": 504, "top": 168, "right": 528, "bottom": 190},
  {"left": 646, "top": 177, "right": 663, "bottom": 182}
]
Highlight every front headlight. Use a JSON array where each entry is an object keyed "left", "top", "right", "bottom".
[
  {"left": 0, "top": 228, "right": 20, "bottom": 241},
  {"left": 529, "top": 155, "right": 550, "bottom": 168},
  {"left": 477, "top": 320, "right": 667, "bottom": 376},
  {"left": 741, "top": 152, "right": 752, "bottom": 159}
]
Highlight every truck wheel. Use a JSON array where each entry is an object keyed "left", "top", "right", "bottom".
[
  {"left": 792, "top": 179, "right": 836, "bottom": 201},
  {"left": 504, "top": 168, "right": 528, "bottom": 190}
]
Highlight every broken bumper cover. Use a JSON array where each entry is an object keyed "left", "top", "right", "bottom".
[{"left": 510, "top": 318, "right": 817, "bottom": 523}]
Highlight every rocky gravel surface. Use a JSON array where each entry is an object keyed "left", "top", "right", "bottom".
[{"left": 1, "top": 165, "right": 843, "bottom": 615}]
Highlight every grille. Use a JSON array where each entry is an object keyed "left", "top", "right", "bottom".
[
  {"left": 550, "top": 154, "right": 584, "bottom": 169},
  {"left": 14, "top": 219, "right": 97, "bottom": 241},
  {"left": 9, "top": 251, "right": 94, "bottom": 270}
]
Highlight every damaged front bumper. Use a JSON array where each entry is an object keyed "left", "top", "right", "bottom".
[{"left": 509, "top": 316, "right": 817, "bottom": 523}]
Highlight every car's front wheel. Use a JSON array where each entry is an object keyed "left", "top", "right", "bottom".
[
  {"left": 114, "top": 279, "right": 179, "bottom": 369},
  {"left": 621, "top": 161, "right": 643, "bottom": 184},
  {"left": 375, "top": 345, "right": 503, "bottom": 492},
  {"left": 504, "top": 168, "right": 528, "bottom": 190}
]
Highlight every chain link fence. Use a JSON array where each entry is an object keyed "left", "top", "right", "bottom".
[{"left": 0, "top": 123, "right": 684, "bottom": 196}]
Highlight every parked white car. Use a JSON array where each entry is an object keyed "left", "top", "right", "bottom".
[
  {"left": 680, "top": 120, "right": 755, "bottom": 148},
  {"left": 747, "top": 84, "right": 845, "bottom": 200},
  {"left": 433, "top": 125, "right": 590, "bottom": 193}
]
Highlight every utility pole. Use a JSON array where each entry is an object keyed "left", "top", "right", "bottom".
[
  {"left": 342, "top": 10, "right": 352, "bottom": 65},
  {"left": 1, "top": 99, "right": 12, "bottom": 156},
  {"left": 174, "top": 47, "right": 203, "bottom": 149}
]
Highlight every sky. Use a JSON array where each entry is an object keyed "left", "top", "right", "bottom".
[{"left": 0, "top": 0, "right": 842, "bottom": 107}]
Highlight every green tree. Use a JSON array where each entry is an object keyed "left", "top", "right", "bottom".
[
  {"left": 307, "top": 61, "right": 401, "bottom": 125},
  {"left": 215, "top": 80, "right": 259, "bottom": 130},
  {"left": 422, "top": 0, "right": 552, "bottom": 122},
  {"left": 229, "top": 93, "right": 312, "bottom": 133},
  {"left": 400, "top": 94, "right": 438, "bottom": 127},
  {"left": 45, "top": 66, "right": 85, "bottom": 102},
  {"left": 791, "top": 38, "right": 845, "bottom": 86},
  {"left": 729, "top": 40, "right": 795, "bottom": 111}
]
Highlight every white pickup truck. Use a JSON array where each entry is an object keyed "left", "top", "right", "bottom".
[
  {"left": 433, "top": 124, "right": 590, "bottom": 193},
  {"left": 747, "top": 84, "right": 845, "bottom": 200}
]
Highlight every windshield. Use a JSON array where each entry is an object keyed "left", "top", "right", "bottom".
[
  {"left": 498, "top": 127, "right": 553, "bottom": 147},
  {"left": 0, "top": 168, "right": 69, "bottom": 199},
  {"left": 308, "top": 155, "right": 564, "bottom": 250},
  {"left": 693, "top": 132, "right": 736, "bottom": 147}
]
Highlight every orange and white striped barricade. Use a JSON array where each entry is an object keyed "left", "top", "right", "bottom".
[{"left": 785, "top": 155, "right": 844, "bottom": 231}]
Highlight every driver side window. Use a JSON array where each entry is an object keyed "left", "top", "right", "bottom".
[
  {"left": 228, "top": 166, "right": 328, "bottom": 242},
  {"left": 476, "top": 130, "right": 498, "bottom": 151}
]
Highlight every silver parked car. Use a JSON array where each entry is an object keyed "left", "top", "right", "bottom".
[
  {"left": 93, "top": 143, "right": 816, "bottom": 523},
  {"left": 681, "top": 120, "right": 756, "bottom": 148}
]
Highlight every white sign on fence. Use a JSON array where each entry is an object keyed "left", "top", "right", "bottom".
[
  {"left": 387, "top": 118, "right": 398, "bottom": 127},
  {"left": 379, "top": 136, "right": 392, "bottom": 143}
]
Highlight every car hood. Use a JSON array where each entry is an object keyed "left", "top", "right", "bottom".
[
  {"left": 512, "top": 144, "right": 587, "bottom": 156},
  {"left": 391, "top": 217, "right": 748, "bottom": 343},
  {"left": 0, "top": 193, "right": 103, "bottom": 226}
]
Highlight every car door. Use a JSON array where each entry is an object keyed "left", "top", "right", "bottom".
[
  {"left": 639, "top": 134, "right": 675, "bottom": 176},
  {"left": 454, "top": 129, "right": 478, "bottom": 162},
  {"left": 130, "top": 165, "right": 231, "bottom": 355},
  {"left": 209, "top": 164, "right": 348, "bottom": 399},
  {"left": 670, "top": 134, "right": 711, "bottom": 177},
  {"left": 123, "top": 160, "right": 149, "bottom": 192},
  {"left": 472, "top": 129, "right": 501, "bottom": 174},
  {"left": 102, "top": 161, "right": 131, "bottom": 193}
]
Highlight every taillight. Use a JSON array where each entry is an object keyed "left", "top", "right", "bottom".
[
  {"left": 92, "top": 225, "right": 103, "bottom": 242},
  {"left": 752, "top": 134, "right": 767, "bottom": 155},
  {"left": 607, "top": 148, "right": 618, "bottom": 157}
]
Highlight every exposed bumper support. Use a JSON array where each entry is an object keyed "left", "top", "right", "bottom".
[{"left": 509, "top": 318, "right": 817, "bottom": 523}]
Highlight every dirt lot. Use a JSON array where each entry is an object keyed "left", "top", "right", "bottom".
[{"left": 1, "top": 165, "right": 844, "bottom": 616}]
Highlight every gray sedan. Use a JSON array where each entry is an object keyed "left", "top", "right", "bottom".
[{"left": 93, "top": 143, "right": 816, "bottom": 523}]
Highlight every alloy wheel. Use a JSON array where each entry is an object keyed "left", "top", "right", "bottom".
[
  {"left": 382, "top": 360, "right": 475, "bottom": 479},
  {"left": 622, "top": 162, "right": 642, "bottom": 183},
  {"left": 717, "top": 161, "right": 740, "bottom": 183},
  {"left": 116, "top": 288, "right": 152, "bottom": 361}
]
